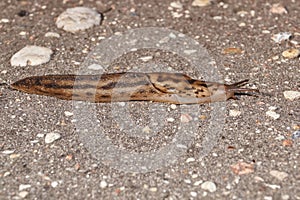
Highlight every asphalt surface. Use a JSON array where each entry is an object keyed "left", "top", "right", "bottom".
[{"left": 0, "top": 0, "right": 299, "bottom": 199}]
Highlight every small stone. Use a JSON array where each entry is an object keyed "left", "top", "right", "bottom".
[
  {"left": 222, "top": 47, "right": 243, "bottom": 55},
  {"left": 100, "top": 180, "right": 108, "bottom": 188},
  {"left": 167, "top": 117, "right": 175, "bottom": 122},
  {"left": 237, "top": 11, "right": 248, "bottom": 17},
  {"left": 270, "top": 170, "right": 288, "bottom": 181},
  {"left": 265, "top": 183, "right": 280, "bottom": 189},
  {"left": 292, "top": 130, "right": 300, "bottom": 140},
  {"left": 266, "top": 111, "right": 280, "bottom": 120},
  {"left": 282, "top": 139, "right": 293, "bottom": 147},
  {"left": 199, "top": 115, "right": 207, "bottom": 120},
  {"left": 10, "top": 154, "right": 21, "bottom": 159},
  {"left": 192, "top": 0, "right": 211, "bottom": 7},
  {"left": 170, "top": 104, "right": 177, "bottom": 109},
  {"left": 186, "top": 157, "right": 195, "bottom": 163},
  {"left": 183, "top": 49, "right": 197, "bottom": 55},
  {"left": 142, "top": 126, "right": 151, "bottom": 134},
  {"left": 11, "top": 45, "right": 53, "bottom": 67},
  {"left": 238, "top": 22, "right": 246, "bottom": 27},
  {"left": 271, "top": 32, "right": 292, "bottom": 43},
  {"left": 138, "top": 56, "right": 153, "bottom": 62},
  {"left": 45, "top": 132, "right": 61, "bottom": 144},
  {"left": 149, "top": 187, "right": 157, "bottom": 192},
  {"left": 201, "top": 181, "right": 216, "bottom": 192},
  {"left": 19, "top": 184, "right": 31, "bottom": 191},
  {"left": 64, "top": 111, "right": 73, "bottom": 117},
  {"left": 2, "top": 150, "right": 15, "bottom": 154},
  {"left": 229, "top": 110, "right": 241, "bottom": 117},
  {"left": 45, "top": 32, "right": 60, "bottom": 38},
  {"left": 3, "top": 172, "right": 11, "bottom": 177},
  {"left": 194, "top": 180, "right": 203, "bottom": 186},
  {"left": 282, "top": 195, "right": 290, "bottom": 200},
  {"left": 282, "top": 49, "right": 300, "bottom": 59},
  {"left": 51, "top": 181, "right": 58, "bottom": 188},
  {"left": 230, "top": 161, "right": 254, "bottom": 175},
  {"left": 18, "top": 191, "right": 29, "bottom": 198},
  {"left": 283, "top": 91, "right": 300, "bottom": 101},
  {"left": 180, "top": 114, "right": 192, "bottom": 123},
  {"left": 171, "top": 12, "right": 183, "bottom": 18},
  {"left": 170, "top": 2, "right": 183, "bottom": 9},
  {"left": 268, "top": 106, "right": 277, "bottom": 111},
  {"left": 1, "top": 18, "right": 9, "bottom": 23},
  {"left": 270, "top": 3, "right": 288, "bottom": 14},
  {"left": 56, "top": 7, "right": 101, "bottom": 33},
  {"left": 213, "top": 16, "right": 222, "bottom": 20},
  {"left": 262, "top": 30, "right": 271, "bottom": 34},
  {"left": 190, "top": 191, "right": 197, "bottom": 197},
  {"left": 19, "top": 31, "right": 27, "bottom": 36},
  {"left": 254, "top": 176, "right": 264, "bottom": 182},
  {"left": 87, "top": 64, "right": 103, "bottom": 70},
  {"left": 36, "top": 133, "right": 44, "bottom": 138}
]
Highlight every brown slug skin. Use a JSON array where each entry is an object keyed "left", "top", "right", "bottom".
[{"left": 10, "top": 72, "right": 258, "bottom": 104}]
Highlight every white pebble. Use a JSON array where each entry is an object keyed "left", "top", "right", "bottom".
[
  {"left": 45, "top": 32, "right": 60, "bottom": 38},
  {"left": 190, "top": 191, "right": 197, "bottom": 197},
  {"left": 170, "top": 2, "right": 183, "bottom": 9},
  {"left": 186, "top": 157, "right": 195, "bottom": 163},
  {"left": 266, "top": 111, "right": 280, "bottom": 120},
  {"left": 271, "top": 32, "right": 292, "bottom": 43},
  {"left": 201, "top": 181, "right": 217, "bottom": 192},
  {"left": 51, "top": 181, "right": 58, "bottom": 188},
  {"left": 1, "top": 18, "right": 9, "bottom": 23},
  {"left": 18, "top": 191, "right": 29, "bottom": 198},
  {"left": 142, "top": 126, "right": 151, "bottom": 134},
  {"left": 19, "top": 31, "right": 27, "bottom": 36},
  {"left": 192, "top": 0, "right": 211, "bottom": 7},
  {"left": 268, "top": 106, "right": 277, "bottom": 111},
  {"left": 270, "top": 170, "right": 288, "bottom": 181},
  {"left": 149, "top": 187, "right": 157, "bottom": 192},
  {"left": 87, "top": 64, "right": 103, "bottom": 70},
  {"left": 282, "top": 195, "right": 290, "bottom": 200},
  {"left": 229, "top": 110, "right": 241, "bottom": 117},
  {"left": 36, "top": 133, "right": 44, "bottom": 138},
  {"left": 2, "top": 150, "right": 15, "bottom": 154},
  {"left": 264, "top": 196, "right": 273, "bottom": 200},
  {"left": 183, "top": 49, "right": 197, "bottom": 55},
  {"left": 64, "top": 111, "right": 73, "bottom": 117},
  {"left": 11, "top": 45, "right": 53, "bottom": 67},
  {"left": 19, "top": 184, "right": 31, "bottom": 191},
  {"left": 167, "top": 117, "right": 175, "bottom": 122},
  {"left": 170, "top": 104, "right": 177, "bottom": 109},
  {"left": 194, "top": 180, "right": 203, "bottom": 186},
  {"left": 138, "top": 56, "right": 153, "bottom": 62},
  {"left": 283, "top": 91, "right": 300, "bottom": 101},
  {"left": 100, "top": 180, "right": 108, "bottom": 188},
  {"left": 264, "top": 183, "right": 280, "bottom": 189},
  {"left": 56, "top": 7, "right": 101, "bottom": 33},
  {"left": 45, "top": 132, "right": 61, "bottom": 144}
]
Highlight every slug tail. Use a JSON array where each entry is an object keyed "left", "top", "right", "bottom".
[{"left": 227, "top": 79, "right": 259, "bottom": 94}]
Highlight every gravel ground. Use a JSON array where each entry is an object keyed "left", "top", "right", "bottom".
[{"left": 0, "top": 0, "right": 299, "bottom": 199}]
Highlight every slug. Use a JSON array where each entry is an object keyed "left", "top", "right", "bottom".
[{"left": 10, "top": 72, "right": 258, "bottom": 104}]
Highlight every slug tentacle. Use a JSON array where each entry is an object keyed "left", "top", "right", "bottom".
[{"left": 10, "top": 73, "right": 259, "bottom": 104}]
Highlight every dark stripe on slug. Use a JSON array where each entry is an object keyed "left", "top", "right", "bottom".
[
  {"left": 100, "top": 80, "right": 150, "bottom": 89},
  {"left": 99, "top": 81, "right": 117, "bottom": 90}
]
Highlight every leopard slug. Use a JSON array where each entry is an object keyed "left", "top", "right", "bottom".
[{"left": 10, "top": 72, "right": 258, "bottom": 104}]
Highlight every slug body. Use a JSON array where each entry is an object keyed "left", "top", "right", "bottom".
[{"left": 10, "top": 73, "right": 258, "bottom": 104}]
